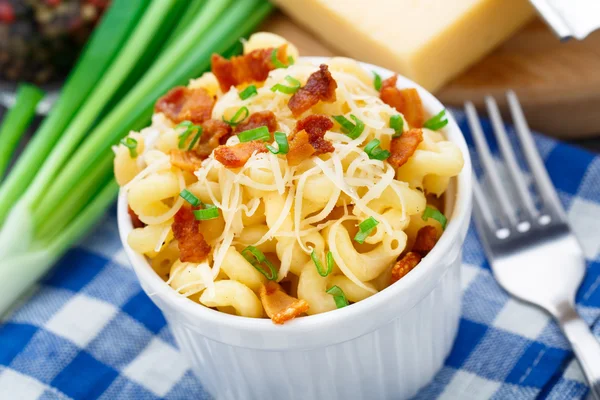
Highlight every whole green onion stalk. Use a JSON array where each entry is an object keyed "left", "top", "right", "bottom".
[{"left": 0, "top": 0, "right": 273, "bottom": 314}]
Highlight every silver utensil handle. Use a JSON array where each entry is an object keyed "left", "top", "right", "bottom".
[{"left": 558, "top": 305, "right": 600, "bottom": 399}]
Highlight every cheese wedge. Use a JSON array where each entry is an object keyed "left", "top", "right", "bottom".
[{"left": 272, "top": 0, "right": 535, "bottom": 91}]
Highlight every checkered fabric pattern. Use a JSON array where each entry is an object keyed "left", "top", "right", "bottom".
[{"left": 1, "top": 109, "right": 599, "bottom": 399}]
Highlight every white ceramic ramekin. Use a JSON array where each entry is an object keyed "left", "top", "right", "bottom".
[{"left": 118, "top": 58, "right": 473, "bottom": 400}]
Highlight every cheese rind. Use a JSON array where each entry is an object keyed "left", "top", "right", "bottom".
[{"left": 272, "top": 0, "right": 535, "bottom": 91}]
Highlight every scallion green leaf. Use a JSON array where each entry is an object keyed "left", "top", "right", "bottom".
[
  {"left": 223, "top": 106, "right": 250, "bottom": 126},
  {"left": 238, "top": 126, "right": 270, "bottom": 142},
  {"left": 354, "top": 216, "right": 379, "bottom": 244},
  {"left": 270, "top": 75, "right": 301, "bottom": 94},
  {"left": 373, "top": 71, "right": 382, "bottom": 91},
  {"left": 390, "top": 115, "right": 404, "bottom": 138},
  {"left": 332, "top": 114, "right": 364, "bottom": 140},
  {"left": 423, "top": 109, "right": 448, "bottom": 131},
  {"left": 180, "top": 189, "right": 200, "bottom": 207},
  {"left": 193, "top": 204, "right": 220, "bottom": 220},
  {"left": 422, "top": 206, "right": 447, "bottom": 229},
  {"left": 311, "top": 249, "right": 334, "bottom": 277},
  {"left": 363, "top": 139, "right": 391, "bottom": 161},
  {"left": 239, "top": 85, "right": 258, "bottom": 100},
  {"left": 241, "top": 245, "right": 278, "bottom": 281},
  {"left": 120, "top": 137, "right": 139, "bottom": 158},
  {"left": 326, "top": 285, "right": 349, "bottom": 308}
]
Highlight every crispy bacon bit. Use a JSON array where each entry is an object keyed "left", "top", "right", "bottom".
[
  {"left": 235, "top": 111, "right": 278, "bottom": 134},
  {"left": 155, "top": 86, "right": 215, "bottom": 125},
  {"left": 128, "top": 207, "right": 145, "bottom": 229},
  {"left": 295, "top": 114, "right": 334, "bottom": 155},
  {"left": 286, "top": 115, "right": 334, "bottom": 166},
  {"left": 211, "top": 46, "right": 288, "bottom": 92},
  {"left": 391, "top": 252, "right": 422, "bottom": 283},
  {"left": 380, "top": 75, "right": 425, "bottom": 128},
  {"left": 286, "top": 130, "right": 314, "bottom": 166},
  {"left": 196, "top": 119, "right": 233, "bottom": 158},
  {"left": 288, "top": 64, "right": 337, "bottom": 117},
  {"left": 172, "top": 206, "right": 211, "bottom": 263},
  {"left": 412, "top": 226, "right": 438, "bottom": 257},
  {"left": 388, "top": 128, "right": 423, "bottom": 168},
  {"left": 259, "top": 281, "right": 309, "bottom": 324},
  {"left": 170, "top": 150, "right": 203, "bottom": 173},
  {"left": 214, "top": 141, "right": 268, "bottom": 168}
]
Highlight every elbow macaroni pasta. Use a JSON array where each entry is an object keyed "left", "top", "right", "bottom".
[{"left": 114, "top": 33, "right": 464, "bottom": 322}]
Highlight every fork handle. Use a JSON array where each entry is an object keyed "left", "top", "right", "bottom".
[{"left": 558, "top": 305, "right": 600, "bottom": 399}]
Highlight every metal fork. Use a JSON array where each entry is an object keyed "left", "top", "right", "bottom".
[{"left": 468, "top": 91, "right": 600, "bottom": 399}]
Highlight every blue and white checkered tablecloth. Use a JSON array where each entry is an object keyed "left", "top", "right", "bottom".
[{"left": 1, "top": 109, "right": 600, "bottom": 400}]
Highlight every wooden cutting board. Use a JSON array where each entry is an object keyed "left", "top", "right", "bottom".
[{"left": 261, "top": 12, "right": 600, "bottom": 139}]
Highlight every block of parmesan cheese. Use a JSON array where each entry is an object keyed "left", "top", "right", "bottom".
[{"left": 271, "top": 0, "right": 535, "bottom": 91}]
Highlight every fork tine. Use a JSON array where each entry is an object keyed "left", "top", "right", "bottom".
[
  {"left": 465, "top": 101, "right": 519, "bottom": 227},
  {"left": 485, "top": 96, "right": 539, "bottom": 220},
  {"left": 506, "top": 91, "right": 566, "bottom": 221},
  {"left": 473, "top": 173, "right": 497, "bottom": 231}
]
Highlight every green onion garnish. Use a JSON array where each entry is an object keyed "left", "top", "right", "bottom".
[
  {"left": 326, "top": 285, "right": 349, "bottom": 309},
  {"left": 193, "top": 204, "right": 220, "bottom": 220},
  {"left": 390, "top": 115, "right": 404, "bottom": 137},
  {"left": 270, "top": 75, "right": 301, "bottom": 94},
  {"left": 266, "top": 131, "right": 289, "bottom": 154},
  {"left": 239, "top": 85, "right": 258, "bottom": 100},
  {"left": 373, "top": 71, "right": 382, "bottom": 91},
  {"left": 422, "top": 206, "right": 447, "bottom": 230},
  {"left": 271, "top": 48, "right": 294, "bottom": 69},
  {"left": 332, "top": 114, "right": 364, "bottom": 140},
  {"left": 177, "top": 121, "right": 202, "bottom": 150},
  {"left": 363, "top": 139, "right": 391, "bottom": 161},
  {"left": 180, "top": 189, "right": 200, "bottom": 207},
  {"left": 311, "top": 249, "right": 334, "bottom": 277},
  {"left": 238, "top": 126, "right": 270, "bottom": 143},
  {"left": 423, "top": 109, "right": 448, "bottom": 131},
  {"left": 222, "top": 106, "right": 250, "bottom": 126},
  {"left": 354, "top": 216, "right": 379, "bottom": 244},
  {"left": 241, "top": 245, "right": 278, "bottom": 281},
  {"left": 120, "top": 137, "right": 138, "bottom": 158}
]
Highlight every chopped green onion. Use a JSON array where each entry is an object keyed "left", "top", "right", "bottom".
[
  {"left": 271, "top": 48, "right": 294, "bottom": 69},
  {"left": 180, "top": 189, "right": 200, "bottom": 207},
  {"left": 238, "top": 126, "right": 270, "bottom": 142},
  {"left": 311, "top": 249, "right": 334, "bottom": 277},
  {"left": 187, "top": 127, "right": 203, "bottom": 151},
  {"left": 422, "top": 206, "right": 447, "bottom": 230},
  {"left": 326, "top": 285, "right": 349, "bottom": 309},
  {"left": 193, "top": 204, "right": 220, "bottom": 220},
  {"left": 354, "top": 216, "right": 379, "bottom": 244},
  {"left": 373, "top": 71, "right": 382, "bottom": 91},
  {"left": 177, "top": 121, "right": 202, "bottom": 150},
  {"left": 390, "top": 115, "right": 404, "bottom": 138},
  {"left": 423, "top": 109, "right": 448, "bottom": 131},
  {"left": 239, "top": 85, "right": 258, "bottom": 100},
  {"left": 223, "top": 106, "right": 250, "bottom": 126},
  {"left": 270, "top": 75, "right": 301, "bottom": 94},
  {"left": 241, "top": 245, "right": 278, "bottom": 281},
  {"left": 120, "top": 137, "right": 138, "bottom": 158},
  {"left": 363, "top": 139, "right": 391, "bottom": 161},
  {"left": 266, "top": 131, "right": 289, "bottom": 154},
  {"left": 332, "top": 114, "right": 364, "bottom": 140}
]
